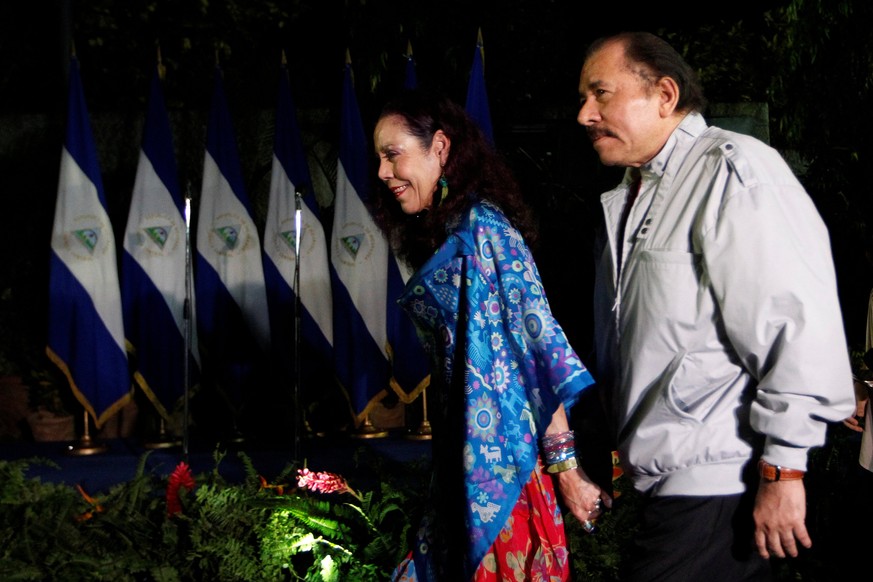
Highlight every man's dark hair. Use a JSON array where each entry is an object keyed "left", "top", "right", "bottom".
[{"left": 587, "top": 31, "right": 707, "bottom": 114}]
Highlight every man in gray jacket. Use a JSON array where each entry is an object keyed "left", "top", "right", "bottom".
[{"left": 576, "top": 31, "right": 855, "bottom": 581}]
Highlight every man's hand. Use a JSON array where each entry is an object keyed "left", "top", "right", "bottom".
[
  {"left": 752, "top": 479, "right": 811, "bottom": 558},
  {"left": 843, "top": 380, "right": 869, "bottom": 432}
]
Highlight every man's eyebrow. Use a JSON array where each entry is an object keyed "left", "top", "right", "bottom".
[{"left": 582, "top": 79, "right": 605, "bottom": 92}]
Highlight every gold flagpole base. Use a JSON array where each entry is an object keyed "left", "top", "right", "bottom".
[
  {"left": 66, "top": 434, "right": 109, "bottom": 456},
  {"left": 144, "top": 418, "right": 180, "bottom": 449},
  {"left": 351, "top": 416, "right": 388, "bottom": 439},
  {"left": 66, "top": 410, "right": 108, "bottom": 455},
  {"left": 405, "top": 419, "right": 432, "bottom": 440},
  {"left": 144, "top": 436, "right": 181, "bottom": 449}
]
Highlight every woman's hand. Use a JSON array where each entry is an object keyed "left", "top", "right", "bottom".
[{"left": 554, "top": 465, "right": 613, "bottom": 532}]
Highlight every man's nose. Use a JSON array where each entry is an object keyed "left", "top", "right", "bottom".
[{"left": 577, "top": 99, "right": 598, "bottom": 126}]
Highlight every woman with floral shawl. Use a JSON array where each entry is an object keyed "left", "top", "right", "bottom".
[{"left": 372, "top": 90, "right": 610, "bottom": 581}]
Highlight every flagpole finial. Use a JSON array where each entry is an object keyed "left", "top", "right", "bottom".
[
  {"left": 345, "top": 48, "right": 352, "bottom": 66},
  {"left": 156, "top": 43, "right": 166, "bottom": 81},
  {"left": 406, "top": 40, "right": 413, "bottom": 58},
  {"left": 475, "top": 29, "right": 485, "bottom": 72}
]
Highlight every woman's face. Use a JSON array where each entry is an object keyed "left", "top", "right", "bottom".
[{"left": 374, "top": 114, "right": 448, "bottom": 215}]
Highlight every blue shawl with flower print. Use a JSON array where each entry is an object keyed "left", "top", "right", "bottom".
[{"left": 398, "top": 200, "right": 595, "bottom": 578}]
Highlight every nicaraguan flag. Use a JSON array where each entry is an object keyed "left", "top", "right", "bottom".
[
  {"left": 465, "top": 29, "right": 494, "bottom": 144},
  {"left": 47, "top": 56, "right": 131, "bottom": 428},
  {"left": 386, "top": 43, "right": 432, "bottom": 405},
  {"left": 330, "top": 55, "right": 390, "bottom": 426},
  {"left": 195, "top": 66, "right": 271, "bottom": 413},
  {"left": 263, "top": 61, "right": 334, "bottom": 397},
  {"left": 121, "top": 66, "right": 200, "bottom": 422}
]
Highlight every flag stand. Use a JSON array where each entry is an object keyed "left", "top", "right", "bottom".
[
  {"left": 351, "top": 414, "right": 388, "bottom": 439},
  {"left": 144, "top": 417, "right": 180, "bottom": 449},
  {"left": 405, "top": 387, "right": 432, "bottom": 441},
  {"left": 67, "top": 410, "right": 108, "bottom": 456}
]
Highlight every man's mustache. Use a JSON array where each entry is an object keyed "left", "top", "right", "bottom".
[{"left": 587, "top": 127, "right": 616, "bottom": 141}]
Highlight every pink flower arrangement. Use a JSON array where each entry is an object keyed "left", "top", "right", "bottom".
[
  {"left": 296, "top": 468, "right": 360, "bottom": 500},
  {"left": 166, "top": 461, "right": 196, "bottom": 517}
]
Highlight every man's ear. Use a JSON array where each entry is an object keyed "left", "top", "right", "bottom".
[
  {"left": 657, "top": 76, "right": 680, "bottom": 118},
  {"left": 433, "top": 129, "right": 451, "bottom": 165}
]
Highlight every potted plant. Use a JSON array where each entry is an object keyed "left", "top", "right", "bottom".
[
  {"left": 0, "top": 286, "right": 31, "bottom": 441},
  {"left": 25, "top": 364, "right": 76, "bottom": 442}
]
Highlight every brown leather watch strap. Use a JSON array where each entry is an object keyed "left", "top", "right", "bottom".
[{"left": 758, "top": 459, "right": 805, "bottom": 482}]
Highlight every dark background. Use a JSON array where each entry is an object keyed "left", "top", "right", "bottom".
[{"left": 0, "top": 0, "right": 870, "bottom": 431}]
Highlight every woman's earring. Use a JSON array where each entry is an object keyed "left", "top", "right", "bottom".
[{"left": 438, "top": 173, "right": 449, "bottom": 206}]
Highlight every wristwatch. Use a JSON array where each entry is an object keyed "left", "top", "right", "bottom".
[{"left": 758, "top": 459, "right": 805, "bottom": 482}]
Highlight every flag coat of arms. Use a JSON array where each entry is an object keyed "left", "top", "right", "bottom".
[
  {"left": 330, "top": 55, "right": 390, "bottom": 425},
  {"left": 263, "top": 61, "right": 333, "bottom": 394},
  {"left": 195, "top": 66, "right": 271, "bottom": 412},
  {"left": 121, "top": 67, "right": 199, "bottom": 422},
  {"left": 47, "top": 56, "right": 130, "bottom": 427}
]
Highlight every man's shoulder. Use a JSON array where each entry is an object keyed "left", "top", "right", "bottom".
[
  {"left": 692, "top": 124, "right": 792, "bottom": 185},
  {"left": 700, "top": 124, "right": 773, "bottom": 154}
]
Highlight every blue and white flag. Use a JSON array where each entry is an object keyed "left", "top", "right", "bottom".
[
  {"left": 388, "top": 42, "right": 432, "bottom": 405},
  {"left": 330, "top": 55, "right": 390, "bottom": 426},
  {"left": 465, "top": 28, "right": 494, "bottom": 145},
  {"left": 195, "top": 66, "right": 271, "bottom": 413},
  {"left": 263, "top": 61, "right": 333, "bottom": 395},
  {"left": 47, "top": 55, "right": 130, "bottom": 427},
  {"left": 121, "top": 66, "right": 199, "bottom": 422}
]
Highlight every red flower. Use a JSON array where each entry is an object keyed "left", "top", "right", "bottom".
[
  {"left": 74, "top": 484, "right": 104, "bottom": 522},
  {"left": 296, "top": 468, "right": 360, "bottom": 500},
  {"left": 258, "top": 475, "right": 286, "bottom": 495},
  {"left": 166, "top": 461, "right": 196, "bottom": 517}
]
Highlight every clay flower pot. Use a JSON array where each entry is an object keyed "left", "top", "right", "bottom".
[{"left": 27, "top": 408, "right": 75, "bottom": 442}]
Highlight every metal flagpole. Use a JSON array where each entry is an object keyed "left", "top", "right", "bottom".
[
  {"left": 292, "top": 189, "right": 303, "bottom": 461},
  {"left": 182, "top": 193, "right": 193, "bottom": 463}
]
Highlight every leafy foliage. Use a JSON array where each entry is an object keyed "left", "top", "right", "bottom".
[
  {"left": 0, "top": 431, "right": 864, "bottom": 581},
  {"left": 0, "top": 450, "right": 416, "bottom": 581}
]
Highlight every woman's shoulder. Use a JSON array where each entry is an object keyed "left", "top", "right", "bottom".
[{"left": 461, "top": 199, "right": 510, "bottom": 228}]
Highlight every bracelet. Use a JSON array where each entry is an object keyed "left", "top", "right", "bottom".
[
  {"left": 541, "top": 430, "right": 576, "bottom": 466},
  {"left": 758, "top": 460, "right": 805, "bottom": 482},
  {"left": 546, "top": 456, "right": 578, "bottom": 474}
]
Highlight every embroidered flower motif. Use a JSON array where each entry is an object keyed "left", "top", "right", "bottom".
[
  {"left": 492, "top": 358, "right": 510, "bottom": 393},
  {"left": 433, "top": 268, "right": 449, "bottom": 284},
  {"left": 166, "top": 462, "right": 196, "bottom": 517},
  {"left": 485, "top": 292, "right": 503, "bottom": 326},
  {"left": 521, "top": 299, "right": 557, "bottom": 345},
  {"left": 471, "top": 394, "right": 498, "bottom": 441},
  {"left": 506, "top": 286, "right": 522, "bottom": 305}
]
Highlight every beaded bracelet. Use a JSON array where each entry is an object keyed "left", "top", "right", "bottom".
[{"left": 541, "top": 430, "right": 577, "bottom": 466}]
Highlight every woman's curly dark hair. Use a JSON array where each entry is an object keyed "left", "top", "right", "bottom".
[{"left": 370, "top": 89, "right": 537, "bottom": 269}]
